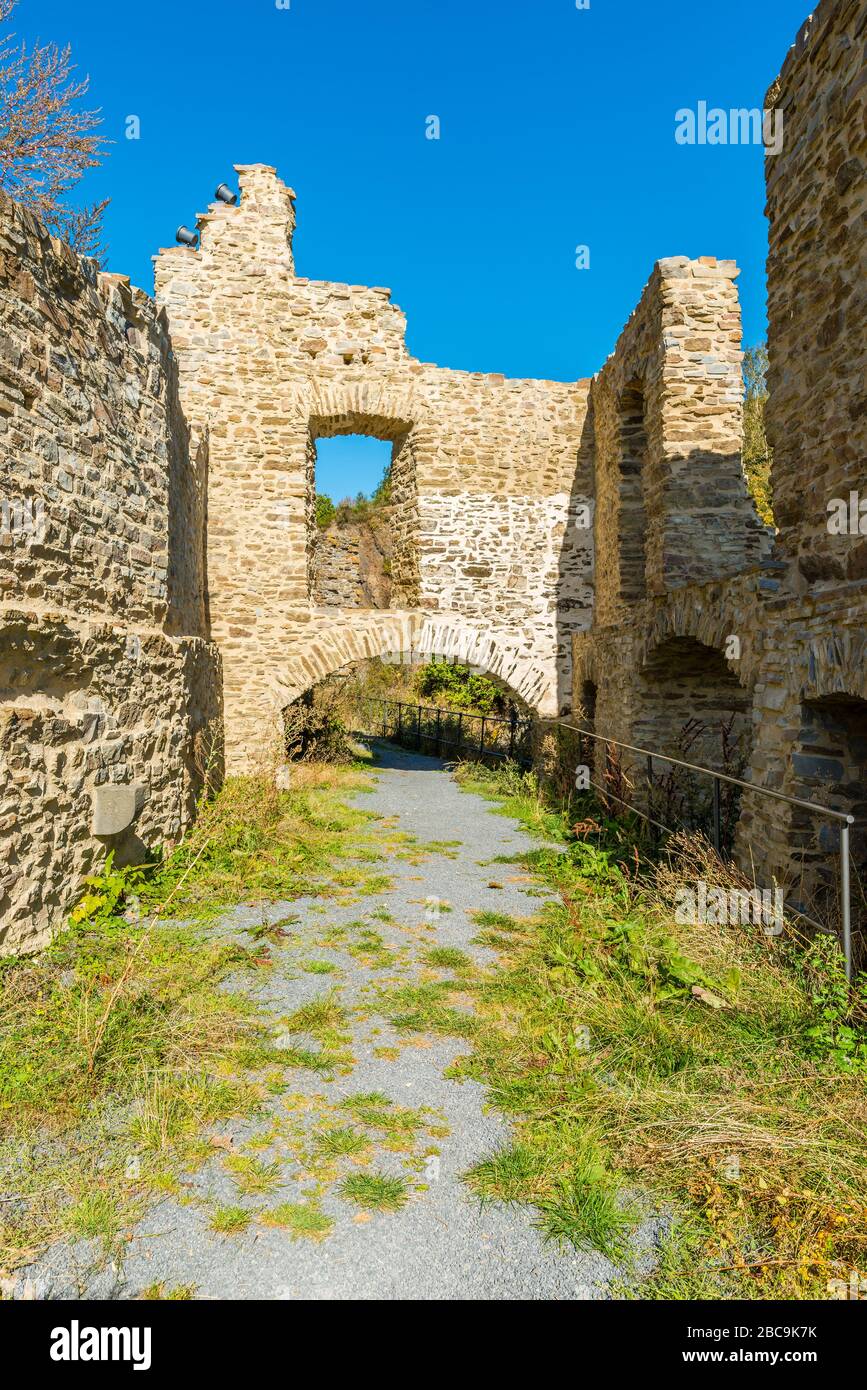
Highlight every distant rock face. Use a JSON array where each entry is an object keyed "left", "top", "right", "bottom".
[{"left": 311, "top": 511, "right": 393, "bottom": 610}]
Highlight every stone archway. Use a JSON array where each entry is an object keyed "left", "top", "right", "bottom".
[{"left": 269, "top": 611, "right": 557, "bottom": 720}]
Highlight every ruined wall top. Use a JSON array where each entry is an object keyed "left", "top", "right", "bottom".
[{"left": 765, "top": 0, "right": 866, "bottom": 584}]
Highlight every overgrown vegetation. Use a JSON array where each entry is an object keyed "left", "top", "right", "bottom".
[
  {"left": 315, "top": 461, "right": 393, "bottom": 530},
  {"left": 743, "top": 343, "right": 774, "bottom": 528},
  {"left": 452, "top": 759, "right": 867, "bottom": 1299},
  {"left": 0, "top": 760, "right": 387, "bottom": 1275},
  {"left": 414, "top": 659, "right": 509, "bottom": 716},
  {"left": 284, "top": 657, "right": 519, "bottom": 769},
  {"left": 283, "top": 689, "right": 359, "bottom": 765}
]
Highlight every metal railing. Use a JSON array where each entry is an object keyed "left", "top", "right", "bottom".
[
  {"left": 359, "top": 696, "right": 534, "bottom": 766},
  {"left": 556, "top": 720, "right": 857, "bottom": 981},
  {"left": 354, "top": 696, "right": 858, "bottom": 979}
]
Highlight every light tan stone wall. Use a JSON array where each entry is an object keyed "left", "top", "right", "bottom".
[
  {"left": 0, "top": 191, "right": 220, "bottom": 954},
  {"left": 155, "top": 166, "right": 594, "bottom": 766},
  {"left": 591, "top": 256, "right": 771, "bottom": 628}
]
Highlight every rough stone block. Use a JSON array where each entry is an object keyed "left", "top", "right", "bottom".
[{"left": 91, "top": 783, "right": 141, "bottom": 837}]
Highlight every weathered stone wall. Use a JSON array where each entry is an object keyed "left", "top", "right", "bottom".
[
  {"left": 591, "top": 255, "right": 771, "bottom": 628},
  {"left": 573, "top": 0, "right": 867, "bottom": 949},
  {"left": 6, "top": 0, "right": 860, "bottom": 957},
  {"left": 765, "top": 0, "right": 866, "bottom": 585},
  {"left": 154, "top": 167, "right": 595, "bottom": 768},
  {"left": 0, "top": 190, "right": 220, "bottom": 954}
]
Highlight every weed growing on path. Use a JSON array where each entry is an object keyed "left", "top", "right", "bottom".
[
  {"left": 259, "top": 1201, "right": 334, "bottom": 1240},
  {"left": 338, "top": 1172, "right": 409, "bottom": 1212}
]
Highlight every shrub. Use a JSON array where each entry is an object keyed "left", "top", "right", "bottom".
[{"left": 414, "top": 660, "right": 505, "bottom": 715}]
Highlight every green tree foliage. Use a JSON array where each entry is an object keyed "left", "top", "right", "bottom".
[
  {"left": 315, "top": 494, "right": 336, "bottom": 529},
  {"left": 414, "top": 660, "right": 506, "bottom": 715},
  {"left": 324, "top": 462, "right": 393, "bottom": 528},
  {"left": 371, "top": 462, "right": 392, "bottom": 506},
  {"left": 742, "top": 344, "right": 774, "bottom": 527}
]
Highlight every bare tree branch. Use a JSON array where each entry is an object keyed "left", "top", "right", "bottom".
[{"left": 0, "top": 0, "right": 109, "bottom": 260}]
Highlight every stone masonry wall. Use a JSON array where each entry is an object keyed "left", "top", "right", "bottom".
[
  {"left": 0, "top": 190, "right": 220, "bottom": 954},
  {"left": 765, "top": 0, "right": 867, "bottom": 585},
  {"left": 573, "top": 0, "right": 867, "bottom": 952},
  {"left": 154, "top": 167, "right": 595, "bottom": 768},
  {"left": 741, "top": 0, "right": 867, "bottom": 928},
  {"left": 591, "top": 255, "right": 771, "bottom": 629}
]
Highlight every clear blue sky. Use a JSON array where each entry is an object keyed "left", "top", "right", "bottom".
[{"left": 13, "top": 0, "right": 809, "bottom": 496}]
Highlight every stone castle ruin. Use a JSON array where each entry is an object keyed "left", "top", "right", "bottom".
[{"left": 0, "top": 0, "right": 864, "bottom": 954}]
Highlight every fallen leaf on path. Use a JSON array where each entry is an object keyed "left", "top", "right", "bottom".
[{"left": 691, "top": 985, "right": 732, "bottom": 1010}]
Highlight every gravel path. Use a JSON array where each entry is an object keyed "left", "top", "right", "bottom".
[{"left": 20, "top": 742, "right": 661, "bottom": 1301}]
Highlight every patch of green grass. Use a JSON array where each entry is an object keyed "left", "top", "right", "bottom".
[
  {"left": 344, "top": 925, "right": 396, "bottom": 969},
  {"left": 313, "top": 1126, "right": 369, "bottom": 1158},
  {"left": 282, "top": 993, "right": 347, "bottom": 1036},
  {"left": 140, "top": 1282, "right": 195, "bottom": 1300},
  {"left": 370, "top": 908, "right": 395, "bottom": 922},
  {"left": 376, "top": 981, "right": 476, "bottom": 1038},
  {"left": 209, "top": 1205, "right": 253, "bottom": 1235},
  {"left": 337, "top": 1092, "right": 431, "bottom": 1140},
  {"left": 339, "top": 1090, "right": 391, "bottom": 1109},
  {"left": 423, "top": 946, "right": 473, "bottom": 972},
  {"left": 232, "top": 1040, "right": 340, "bottom": 1075},
  {"left": 224, "top": 1155, "right": 283, "bottom": 1195},
  {"left": 467, "top": 1137, "right": 637, "bottom": 1260},
  {"left": 141, "top": 771, "right": 377, "bottom": 919},
  {"left": 339, "top": 1172, "right": 409, "bottom": 1212},
  {"left": 68, "top": 1191, "right": 122, "bottom": 1245},
  {"left": 301, "top": 960, "right": 338, "bottom": 975},
  {"left": 471, "top": 909, "right": 524, "bottom": 931},
  {"left": 0, "top": 766, "right": 374, "bottom": 1276},
  {"left": 260, "top": 1202, "right": 334, "bottom": 1241}
]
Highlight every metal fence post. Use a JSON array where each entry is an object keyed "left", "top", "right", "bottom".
[
  {"left": 712, "top": 775, "right": 722, "bottom": 857},
  {"left": 479, "top": 716, "right": 486, "bottom": 759},
  {"left": 416, "top": 704, "right": 422, "bottom": 750},
  {"left": 509, "top": 708, "right": 517, "bottom": 758},
  {"left": 457, "top": 711, "right": 464, "bottom": 757},
  {"left": 435, "top": 707, "right": 442, "bottom": 757},
  {"left": 397, "top": 702, "right": 403, "bottom": 745},
  {"left": 841, "top": 818, "right": 853, "bottom": 982}
]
